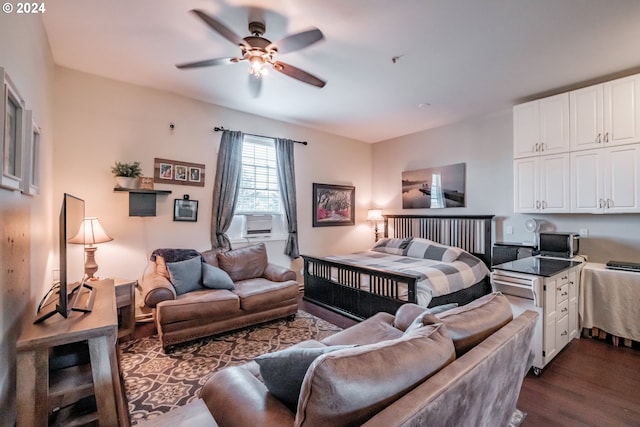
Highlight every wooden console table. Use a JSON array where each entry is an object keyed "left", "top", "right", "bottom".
[
  {"left": 16, "top": 282, "right": 129, "bottom": 426},
  {"left": 579, "top": 263, "right": 640, "bottom": 345}
]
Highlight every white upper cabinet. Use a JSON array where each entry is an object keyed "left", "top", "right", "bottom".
[
  {"left": 571, "top": 144, "right": 640, "bottom": 214},
  {"left": 514, "top": 93, "right": 570, "bottom": 159},
  {"left": 514, "top": 153, "right": 571, "bottom": 213},
  {"left": 570, "top": 74, "right": 640, "bottom": 151}
]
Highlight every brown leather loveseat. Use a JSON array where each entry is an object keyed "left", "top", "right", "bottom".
[
  {"left": 200, "top": 292, "right": 538, "bottom": 426},
  {"left": 140, "top": 243, "right": 299, "bottom": 350}
]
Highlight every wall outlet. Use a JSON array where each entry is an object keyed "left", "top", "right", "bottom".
[
  {"left": 506, "top": 225, "right": 513, "bottom": 235},
  {"left": 579, "top": 228, "right": 589, "bottom": 237}
]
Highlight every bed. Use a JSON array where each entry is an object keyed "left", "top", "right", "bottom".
[{"left": 302, "top": 214, "right": 494, "bottom": 320}]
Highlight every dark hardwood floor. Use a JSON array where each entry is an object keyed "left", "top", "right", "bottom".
[{"left": 300, "top": 298, "right": 640, "bottom": 427}]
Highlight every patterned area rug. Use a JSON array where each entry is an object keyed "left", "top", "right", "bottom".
[{"left": 119, "top": 310, "right": 341, "bottom": 425}]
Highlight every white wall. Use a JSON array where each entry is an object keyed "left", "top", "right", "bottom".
[
  {"left": 0, "top": 13, "right": 56, "bottom": 427},
  {"left": 372, "top": 111, "right": 640, "bottom": 263},
  {"left": 53, "top": 67, "right": 373, "bottom": 283}
]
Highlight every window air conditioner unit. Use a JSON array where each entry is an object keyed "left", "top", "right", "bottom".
[{"left": 242, "top": 214, "right": 273, "bottom": 238}]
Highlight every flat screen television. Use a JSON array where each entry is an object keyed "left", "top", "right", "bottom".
[{"left": 35, "top": 193, "right": 93, "bottom": 323}]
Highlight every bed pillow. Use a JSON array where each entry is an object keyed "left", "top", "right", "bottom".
[
  {"left": 255, "top": 345, "right": 353, "bottom": 412},
  {"left": 404, "top": 237, "right": 463, "bottom": 262},
  {"left": 201, "top": 262, "right": 235, "bottom": 290},
  {"left": 166, "top": 256, "right": 204, "bottom": 295},
  {"left": 372, "top": 237, "right": 413, "bottom": 255}
]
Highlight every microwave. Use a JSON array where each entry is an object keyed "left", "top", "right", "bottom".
[{"left": 538, "top": 232, "right": 580, "bottom": 258}]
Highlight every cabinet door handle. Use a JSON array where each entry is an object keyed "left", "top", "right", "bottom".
[
  {"left": 541, "top": 142, "right": 545, "bottom": 152},
  {"left": 561, "top": 307, "right": 568, "bottom": 313},
  {"left": 607, "top": 199, "right": 613, "bottom": 209},
  {"left": 604, "top": 132, "right": 609, "bottom": 143},
  {"left": 596, "top": 133, "right": 602, "bottom": 143},
  {"left": 536, "top": 200, "right": 541, "bottom": 209},
  {"left": 535, "top": 143, "right": 540, "bottom": 152},
  {"left": 561, "top": 330, "right": 568, "bottom": 336},
  {"left": 599, "top": 198, "right": 605, "bottom": 208},
  {"left": 541, "top": 200, "right": 547, "bottom": 209}
]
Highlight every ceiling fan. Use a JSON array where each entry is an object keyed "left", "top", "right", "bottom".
[{"left": 176, "top": 9, "right": 327, "bottom": 96}]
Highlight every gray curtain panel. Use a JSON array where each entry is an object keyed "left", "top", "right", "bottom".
[
  {"left": 211, "top": 130, "right": 244, "bottom": 251},
  {"left": 275, "top": 138, "right": 300, "bottom": 258}
]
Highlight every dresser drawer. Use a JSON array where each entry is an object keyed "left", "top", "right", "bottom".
[{"left": 556, "top": 283, "right": 569, "bottom": 303}]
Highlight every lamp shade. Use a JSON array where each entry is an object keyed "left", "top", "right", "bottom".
[
  {"left": 68, "top": 217, "right": 113, "bottom": 245},
  {"left": 366, "top": 209, "right": 384, "bottom": 221}
]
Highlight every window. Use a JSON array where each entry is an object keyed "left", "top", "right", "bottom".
[
  {"left": 1, "top": 67, "right": 25, "bottom": 191},
  {"left": 236, "top": 135, "right": 281, "bottom": 214}
]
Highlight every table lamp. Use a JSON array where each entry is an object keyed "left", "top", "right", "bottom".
[
  {"left": 69, "top": 217, "right": 113, "bottom": 280},
  {"left": 366, "top": 209, "right": 384, "bottom": 241}
]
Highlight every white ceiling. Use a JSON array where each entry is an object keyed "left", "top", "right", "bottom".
[{"left": 42, "top": 0, "right": 640, "bottom": 143}]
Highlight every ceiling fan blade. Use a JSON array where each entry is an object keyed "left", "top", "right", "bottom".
[
  {"left": 176, "top": 57, "right": 235, "bottom": 69},
  {"left": 273, "top": 61, "right": 326, "bottom": 88},
  {"left": 248, "top": 74, "right": 262, "bottom": 98},
  {"left": 270, "top": 28, "right": 324, "bottom": 54},
  {"left": 191, "top": 9, "right": 248, "bottom": 47}
]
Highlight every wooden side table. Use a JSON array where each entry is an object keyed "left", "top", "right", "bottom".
[
  {"left": 110, "top": 278, "right": 137, "bottom": 339},
  {"left": 16, "top": 283, "right": 129, "bottom": 426}
]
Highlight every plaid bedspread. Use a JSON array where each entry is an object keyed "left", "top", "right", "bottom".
[{"left": 325, "top": 251, "right": 490, "bottom": 306}]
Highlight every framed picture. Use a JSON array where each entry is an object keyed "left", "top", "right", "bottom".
[
  {"left": 189, "top": 167, "right": 201, "bottom": 183},
  {"left": 1, "top": 68, "right": 26, "bottom": 191},
  {"left": 313, "top": 183, "right": 355, "bottom": 227},
  {"left": 174, "top": 165, "right": 187, "bottom": 181},
  {"left": 402, "top": 163, "right": 466, "bottom": 209},
  {"left": 154, "top": 157, "right": 205, "bottom": 187},
  {"left": 173, "top": 198, "right": 198, "bottom": 222}
]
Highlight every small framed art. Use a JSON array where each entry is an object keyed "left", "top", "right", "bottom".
[{"left": 173, "top": 198, "right": 198, "bottom": 222}]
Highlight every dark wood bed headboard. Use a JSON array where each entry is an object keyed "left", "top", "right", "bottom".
[{"left": 383, "top": 215, "right": 494, "bottom": 267}]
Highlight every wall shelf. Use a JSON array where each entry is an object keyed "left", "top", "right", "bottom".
[
  {"left": 113, "top": 188, "right": 172, "bottom": 195},
  {"left": 113, "top": 188, "right": 171, "bottom": 216}
]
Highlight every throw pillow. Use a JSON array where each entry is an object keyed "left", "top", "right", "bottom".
[
  {"left": 202, "top": 262, "right": 235, "bottom": 290},
  {"left": 255, "top": 345, "right": 353, "bottom": 411},
  {"left": 166, "top": 256, "right": 203, "bottom": 295},
  {"left": 403, "top": 303, "right": 459, "bottom": 335}
]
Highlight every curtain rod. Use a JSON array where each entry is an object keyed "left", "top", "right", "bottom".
[{"left": 213, "top": 126, "right": 308, "bottom": 146}]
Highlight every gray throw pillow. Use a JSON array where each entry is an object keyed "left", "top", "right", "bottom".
[
  {"left": 404, "top": 303, "right": 459, "bottom": 335},
  {"left": 202, "top": 262, "right": 235, "bottom": 290},
  {"left": 255, "top": 345, "right": 353, "bottom": 411},
  {"left": 166, "top": 256, "right": 203, "bottom": 295}
]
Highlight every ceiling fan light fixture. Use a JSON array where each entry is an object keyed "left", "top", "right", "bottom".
[{"left": 249, "top": 54, "right": 266, "bottom": 77}]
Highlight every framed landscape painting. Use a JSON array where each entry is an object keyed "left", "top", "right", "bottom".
[
  {"left": 402, "top": 163, "right": 466, "bottom": 209},
  {"left": 313, "top": 183, "right": 355, "bottom": 227}
]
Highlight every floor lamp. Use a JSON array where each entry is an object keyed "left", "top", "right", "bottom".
[{"left": 69, "top": 217, "right": 113, "bottom": 280}]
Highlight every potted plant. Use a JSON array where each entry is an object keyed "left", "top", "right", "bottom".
[{"left": 111, "top": 161, "right": 142, "bottom": 189}]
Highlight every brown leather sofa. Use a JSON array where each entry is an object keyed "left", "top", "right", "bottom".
[
  {"left": 199, "top": 292, "right": 538, "bottom": 427},
  {"left": 140, "top": 243, "right": 299, "bottom": 350}
]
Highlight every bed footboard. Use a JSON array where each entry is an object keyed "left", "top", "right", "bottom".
[{"left": 302, "top": 255, "right": 419, "bottom": 320}]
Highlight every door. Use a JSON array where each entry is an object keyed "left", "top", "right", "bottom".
[
  {"left": 539, "top": 93, "right": 570, "bottom": 154},
  {"left": 570, "top": 84, "right": 604, "bottom": 151},
  {"left": 571, "top": 149, "right": 604, "bottom": 213},
  {"left": 539, "top": 153, "right": 570, "bottom": 212},
  {"left": 604, "top": 144, "right": 640, "bottom": 213},
  {"left": 604, "top": 74, "right": 640, "bottom": 146},
  {"left": 514, "top": 157, "right": 538, "bottom": 212},
  {"left": 514, "top": 100, "right": 540, "bottom": 158}
]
